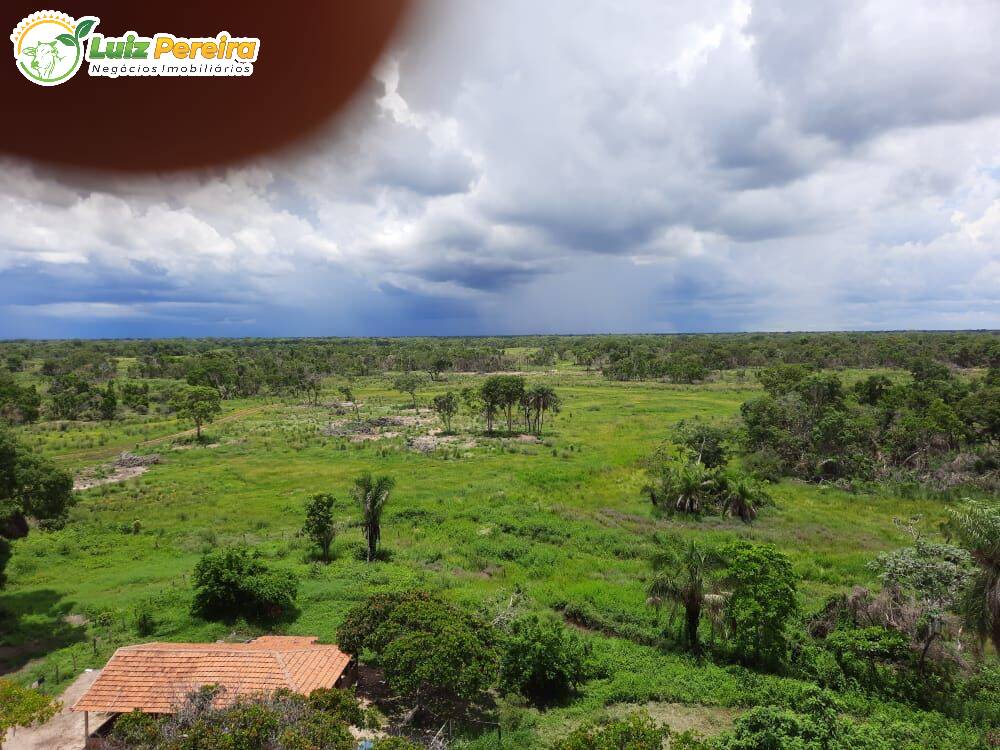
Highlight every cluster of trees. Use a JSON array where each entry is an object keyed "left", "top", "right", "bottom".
[
  {"left": 604, "top": 351, "right": 710, "bottom": 383},
  {"left": 7, "top": 332, "right": 995, "bottom": 396},
  {"left": 643, "top": 421, "right": 770, "bottom": 523},
  {"left": 647, "top": 539, "right": 797, "bottom": 662},
  {"left": 190, "top": 472, "right": 398, "bottom": 624},
  {"left": 301, "top": 471, "right": 396, "bottom": 564},
  {"left": 569, "top": 331, "right": 1000, "bottom": 373},
  {"left": 648, "top": 500, "right": 1000, "bottom": 724},
  {"left": 392, "top": 373, "right": 563, "bottom": 435},
  {"left": 740, "top": 363, "right": 999, "bottom": 483},
  {"left": 105, "top": 685, "right": 416, "bottom": 750},
  {"left": 464, "top": 375, "right": 561, "bottom": 434},
  {"left": 0, "top": 427, "right": 74, "bottom": 589},
  {"left": 337, "top": 590, "right": 589, "bottom": 721}
]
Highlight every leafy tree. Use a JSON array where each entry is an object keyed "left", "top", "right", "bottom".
[
  {"left": 302, "top": 493, "right": 337, "bottom": 562},
  {"left": 430, "top": 356, "right": 452, "bottom": 381},
  {"left": 870, "top": 536, "right": 971, "bottom": 610},
  {"left": 337, "top": 591, "right": 497, "bottom": 717},
  {"left": 554, "top": 711, "right": 666, "bottom": 750},
  {"left": 497, "top": 375, "right": 526, "bottom": 432},
  {"left": 480, "top": 375, "right": 525, "bottom": 432},
  {"left": 855, "top": 373, "right": 893, "bottom": 405},
  {"left": 393, "top": 372, "right": 426, "bottom": 409},
  {"left": 478, "top": 376, "right": 504, "bottom": 432},
  {"left": 757, "top": 364, "right": 812, "bottom": 396},
  {"left": 647, "top": 539, "right": 724, "bottom": 654},
  {"left": 947, "top": 501, "right": 1000, "bottom": 652},
  {"left": 1, "top": 427, "right": 74, "bottom": 588},
  {"left": 674, "top": 420, "right": 731, "bottom": 468},
  {"left": 49, "top": 372, "right": 96, "bottom": 420},
  {"left": 352, "top": 472, "right": 395, "bottom": 562},
  {"left": 432, "top": 391, "right": 459, "bottom": 432},
  {"left": 0, "top": 373, "right": 40, "bottom": 425},
  {"left": 98, "top": 381, "right": 117, "bottom": 420},
  {"left": 825, "top": 626, "right": 912, "bottom": 697},
  {"left": 959, "top": 385, "right": 1000, "bottom": 440},
  {"left": 663, "top": 353, "right": 709, "bottom": 384},
  {"left": 723, "top": 542, "right": 799, "bottom": 668},
  {"left": 191, "top": 546, "right": 298, "bottom": 623},
  {"left": 171, "top": 385, "right": 222, "bottom": 440},
  {"left": 499, "top": 614, "right": 588, "bottom": 704},
  {"left": 0, "top": 679, "right": 60, "bottom": 743},
  {"left": 120, "top": 381, "right": 149, "bottom": 413}
]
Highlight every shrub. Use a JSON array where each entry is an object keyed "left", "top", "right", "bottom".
[
  {"left": 554, "top": 711, "right": 666, "bottom": 750},
  {"left": 373, "top": 737, "right": 423, "bottom": 750},
  {"left": 498, "top": 614, "right": 589, "bottom": 705},
  {"left": 191, "top": 546, "right": 298, "bottom": 623},
  {"left": 110, "top": 710, "right": 163, "bottom": 746},
  {"left": 109, "top": 689, "right": 358, "bottom": 750},
  {"left": 307, "top": 687, "right": 365, "bottom": 727}
]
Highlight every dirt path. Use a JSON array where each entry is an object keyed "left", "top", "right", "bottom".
[
  {"left": 54, "top": 404, "right": 277, "bottom": 466},
  {"left": 3, "top": 670, "right": 110, "bottom": 750}
]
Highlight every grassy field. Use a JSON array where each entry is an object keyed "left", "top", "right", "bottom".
[{"left": 0, "top": 370, "right": 976, "bottom": 746}]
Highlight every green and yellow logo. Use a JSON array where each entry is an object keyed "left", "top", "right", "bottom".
[
  {"left": 12, "top": 10, "right": 259, "bottom": 84},
  {"left": 11, "top": 10, "right": 97, "bottom": 86}
]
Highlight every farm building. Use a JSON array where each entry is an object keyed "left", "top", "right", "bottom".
[{"left": 71, "top": 636, "right": 355, "bottom": 748}]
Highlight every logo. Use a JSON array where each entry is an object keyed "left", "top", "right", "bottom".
[
  {"left": 12, "top": 10, "right": 259, "bottom": 85},
  {"left": 11, "top": 10, "right": 97, "bottom": 85}
]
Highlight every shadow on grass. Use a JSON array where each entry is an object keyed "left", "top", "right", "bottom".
[{"left": 0, "top": 588, "right": 87, "bottom": 675}]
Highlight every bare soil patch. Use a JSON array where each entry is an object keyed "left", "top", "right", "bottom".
[
  {"left": 73, "top": 452, "right": 160, "bottom": 491},
  {"left": 606, "top": 701, "right": 739, "bottom": 738}
]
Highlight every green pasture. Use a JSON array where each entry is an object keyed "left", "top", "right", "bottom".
[{"left": 0, "top": 371, "right": 974, "bottom": 746}]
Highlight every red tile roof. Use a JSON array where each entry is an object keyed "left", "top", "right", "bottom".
[{"left": 72, "top": 636, "right": 352, "bottom": 714}]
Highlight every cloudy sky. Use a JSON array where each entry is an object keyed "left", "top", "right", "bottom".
[{"left": 3, "top": 0, "right": 1000, "bottom": 338}]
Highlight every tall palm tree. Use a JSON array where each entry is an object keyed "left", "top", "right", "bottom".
[
  {"left": 720, "top": 475, "right": 768, "bottom": 524},
  {"left": 647, "top": 539, "right": 724, "bottom": 654},
  {"left": 949, "top": 501, "right": 1000, "bottom": 653},
  {"left": 352, "top": 471, "right": 395, "bottom": 563},
  {"left": 528, "top": 385, "right": 561, "bottom": 434}
]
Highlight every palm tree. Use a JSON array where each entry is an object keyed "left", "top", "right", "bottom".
[
  {"left": 666, "top": 462, "right": 715, "bottom": 514},
  {"left": 948, "top": 501, "right": 1000, "bottom": 653},
  {"left": 352, "top": 472, "right": 395, "bottom": 562},
  {"left": 647, "top": 539, "right": 724, "bottom": 654},
  {"left": 720, "top": 475, "right": 768, "bottom": 524},
  {"left": 527, "top": 385, "right": 561, "bottom": 434}
]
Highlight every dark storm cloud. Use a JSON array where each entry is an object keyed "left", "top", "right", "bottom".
[{"left": 2, "top": 0, "right": 999, "bottom": 336}]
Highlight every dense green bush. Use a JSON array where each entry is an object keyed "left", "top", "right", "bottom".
[
  {"left": 372, "top": 738, "right": 422, "bottom": 750},
  {"left": 723, "top": 542, "right": 798, "bottom": 668},
  {"left": 337, "top": 590, "right": 497, "bottom": 716},
  {"left": 554, "top": 711, "right": 666, "bottom": 750},
  {"left": 109, "top": 689, "right": 357, "bottom": 750},
  {"left": 498, "top": 614, "right": 589, "bottom": 704},
  {"left": 191, "top": 546, "right": 298, "bottom": 623},
  {"left": 307, "top": 687, "right": 366, "bottom": 727}
]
